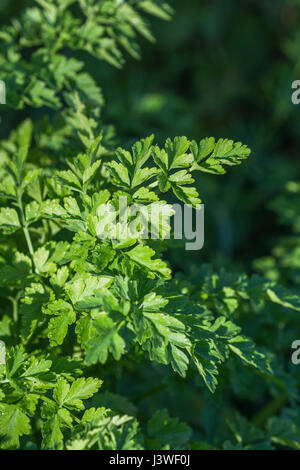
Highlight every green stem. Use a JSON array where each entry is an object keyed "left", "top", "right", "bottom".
[
  {"left": 12, "top": 298, "right": 18, "bottom": 323},
  {"left": 8, "top": 296, "right": 19, "bottom": 323},
  {"left": 252, "top": 392, "right": 287, "bottom": 427},
  {"left": 23, "top": 225, "right": 34, "bottom": 258},
  {"left": 17, "top": 190, "right": 38, "bottom": 271}
]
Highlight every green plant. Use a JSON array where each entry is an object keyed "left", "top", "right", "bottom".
[{"left": 1, "top": 0, "right": 300, "bottom": 451}]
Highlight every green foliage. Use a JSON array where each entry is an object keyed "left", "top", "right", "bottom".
[
  {"left": 0, "top": 0, "right": 172, "bottom": 110},
  {"left": 1, "top": 0, "right": 300, "bottom": 452}
]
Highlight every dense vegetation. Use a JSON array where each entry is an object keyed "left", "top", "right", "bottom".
[{"left": 0, "top": 0, "right": 300, "bottom": 450}]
